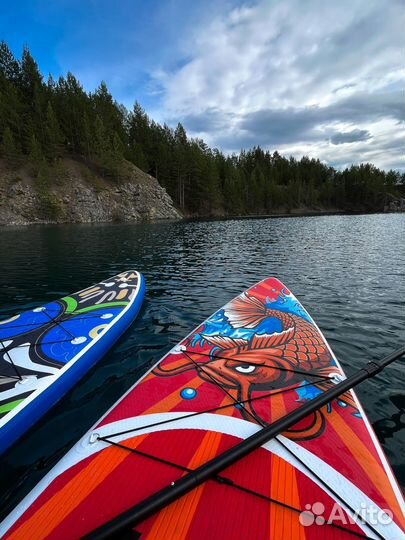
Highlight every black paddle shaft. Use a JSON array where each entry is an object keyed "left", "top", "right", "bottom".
[{"left": 86, "top": 345, "right": 405, "bottom": 540}]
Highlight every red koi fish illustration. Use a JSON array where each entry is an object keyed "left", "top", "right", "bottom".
[{"left": 155, "top": 293, "right": 357, "bottom": 440}]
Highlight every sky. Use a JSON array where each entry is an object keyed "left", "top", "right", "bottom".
[{"left": 1, "top": 0, "right": 403, "bottom": 170}]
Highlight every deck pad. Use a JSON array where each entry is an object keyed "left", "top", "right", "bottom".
[{"left": 1, "top": 277, "right": 404, "bottom": 539}]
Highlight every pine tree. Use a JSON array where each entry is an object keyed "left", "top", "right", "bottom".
[
  {"left": 128, "top": 102, "right": 150, "bottom": 170},
  {"left": 93, "top": 115, "right": 108, "bottom": 158},
  {"left": 0, "top": 39, "right": 399, "bottom": 216},
  {"left": 112, "top": 132, "right": 124, "bottom": 160},
  {"left": 92, "top": 115, "right": 114, "bottom": 174},
  {"left": 173, "top": 123, "right": 188, "bottom": 209},
  {"left": 45, "top": 102, "right": 64, "bottom": 159},
  {"left": 28, "top": 133, "right": 44, "bottom": 175},
  {"left": 0, "top": 83, "right": 23, "bottom": 145},
  {"left": 0, "top": 41, "right": 20, "bottom": 83},
  {"left": 107, "top": 132, "right": 125, "bottom": 176},
  {"left": 20, "top": 46, "right": 43, "bottom": 98},
  {"left": 1, "top": 126, "right": 20, "bottom": 167},
  {"left": 81, "top": 112, "right": 92, "bottom": 158}
]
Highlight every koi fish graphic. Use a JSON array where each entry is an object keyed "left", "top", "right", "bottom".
[{"left": 155, "top": 293, "right": 357, "bottom": 440}]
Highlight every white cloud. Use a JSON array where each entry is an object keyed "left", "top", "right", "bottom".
[{"left": 152, "top": 0, "right": 404, "bottom": 169}]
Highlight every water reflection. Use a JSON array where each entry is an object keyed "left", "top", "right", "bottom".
[
  {"left": 0, "top": 213, "right": 404, "bottom": 516},
  {"left": 373, "top": 394, "right": 405, "bottom": 444}
]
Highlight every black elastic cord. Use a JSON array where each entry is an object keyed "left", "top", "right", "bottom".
[
  {"left": 98, "top": 437, "right": 370, "bottom": 539},
  {"left": 184, "top": 349, "right": 383, "bottom": 539},
  {"left": 87, "top": 348, "right": 405, "bottom": 540},
  {"left": 162, "top": 348, "right": 381, "bottom": 538},
  {"left": 41, "top": 309, "right": 77, "bottom": 340},
  {"left": 1, "top": 338, "right": 90, "bottom": 350},
  {"left": 0, "top": 337, "right": 93, "bottom": 379},
  {"left": 0, "top": 338, "right": 22, "bottom": 380},
  {"left": 273, "top": 435, "right": 383, "bottom": 539},
  {"left": 98, "top": 379, "right": 334, "bottom": 441},
  {"left": 0, "top": 313, "right": 115, "bottom": 332},
  {"left": 186, "top": 348, "right": 334, "bottom": 381},
  {"left": 183, "top": 350, "right": 264, "bottom": 425},
  {"left": 185, "top": 349, "right": 381, "bottom": 538},
  {"left": 0, "top": 303, "right": 74, "bottom": 380}
]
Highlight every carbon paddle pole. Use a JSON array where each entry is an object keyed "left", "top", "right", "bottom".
[{"left": 86, "top": 345, "right": 405, "bottom": 540}]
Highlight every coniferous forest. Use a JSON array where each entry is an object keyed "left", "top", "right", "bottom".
[{"left": 0, "top": 41, "right": 403, "bottom": 217}]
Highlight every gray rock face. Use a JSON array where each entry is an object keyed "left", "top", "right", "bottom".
[
  {"left": 383, "top": 192, "right": 405, "bottom": 213},
  {"left": 386, "top": 197, "right": 405, "bottom": 212},
  {"left": 0, "top": 159, "right": 182, "bottom": 225}
]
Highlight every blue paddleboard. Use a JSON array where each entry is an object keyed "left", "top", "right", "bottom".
[{"left": 0, "top": 270, "right": 146, "bottom": 454}]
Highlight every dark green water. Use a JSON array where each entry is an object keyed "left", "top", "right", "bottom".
[{"left": 0, "top": 213, "right": 404, "bottom": 517}]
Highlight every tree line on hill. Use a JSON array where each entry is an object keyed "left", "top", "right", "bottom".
[{"left": 0, "top": 41, "right": 403, "bottom": 216}]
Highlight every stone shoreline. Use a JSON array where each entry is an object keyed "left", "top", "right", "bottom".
[{"left": 0, "top": 158, "right": 181, "bottom": 226}]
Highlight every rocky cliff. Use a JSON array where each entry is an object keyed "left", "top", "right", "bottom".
[
  {"left": 0, "top": 158, "right": 182, "bottom": 225},
  {"left": 384, "top": 192, "right": 405, "bottom": 213}
]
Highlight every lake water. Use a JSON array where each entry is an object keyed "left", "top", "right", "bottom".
[{"left": 0, "top": 213, "right": 404, "bottom": 517}]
